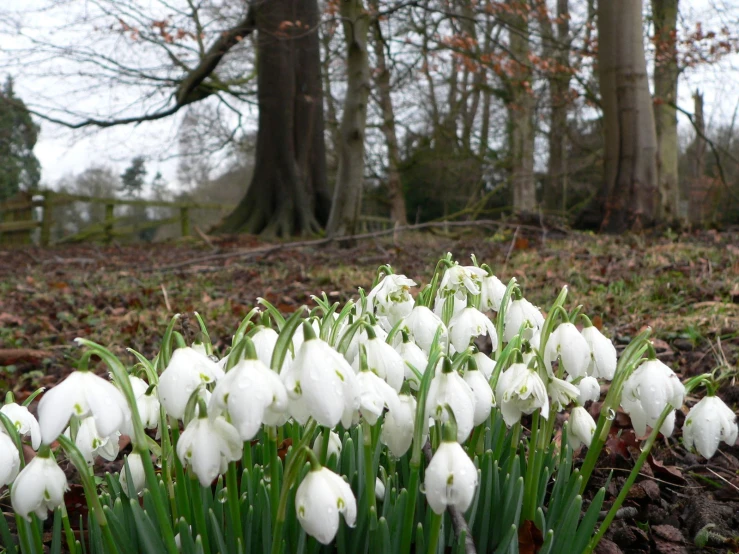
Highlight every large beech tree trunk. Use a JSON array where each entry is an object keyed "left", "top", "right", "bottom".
[
  {"left": 370, "top": 3, "right": 407, "bottom": 226},
  {"left": 326, "top": 0, "right": 371, "bottom": 238},
  {"left": 216, "top": 0, "right": 330, "bottom": 236},
  {"left": 598, "top": 0, "right": 659, "bottom": 232},
  {"left": 652, "top": 0, "right": 681, "bottom": 222}
]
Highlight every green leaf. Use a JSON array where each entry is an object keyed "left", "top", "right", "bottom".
[
  {"left": 129, "top": 499, "right": 167, "bottom": 553},
  {"left": 208, "top": 510, "right": 228, "bottom": 554}
]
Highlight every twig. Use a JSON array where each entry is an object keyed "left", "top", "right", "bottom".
[
  {"left": 504, "top": 225, "right": 520, "bottom": 267},
  {"left": 160, "top": 284, "right": 172, "bottom": 313},
  {"left": 422, "top": 441, "right": 477, "bottom": 554},
  {"left": 194, "top": 226, "right": 218, "bottom": 252}
]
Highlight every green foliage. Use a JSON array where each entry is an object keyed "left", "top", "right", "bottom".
[
  {"left": 119, "top": 156, "right": 147, "bottom": 197},
  {"left": 0, "top": 77, "right": 41, "bottom": 202}
]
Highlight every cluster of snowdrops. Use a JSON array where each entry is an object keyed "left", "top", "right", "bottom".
[{"left": 1, "top": 254, "right": 736, "bottom": 554}]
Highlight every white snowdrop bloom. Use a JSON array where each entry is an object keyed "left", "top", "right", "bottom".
[
  {"left": 176, "top": 415, "right": 241, "bottom": 487},
  {"left": 396, "top": 336, "right": 429, "bottom": 389},
  {"left": 496, "top": 363, "right": 549, "bottom": 427},
  {"left": 291, "top": 319, "right": 323, "bottom": 354},
  {"left": 581, "top": 326, "right": 618, "bottom": 380},
  {"left": 683, "top": 396, "right": 738, "bottom": 459},
  {"left": 128, "top": 376, "right": 160, "bottom": 430},
  {"left": 0, "top": 432, "right": 20, "bottom": 487},
  {"left": 355, "top": 371, "right": 401, "bottom": 425},
  {"left": 295, "top": 467, "right": 357, "bottom": 545},
  {"left": 312, "top": 431, "right": 343, "bottom": 461},
  {"left": 403, "top": 306, "right": 448, "bottom": 354},
  {"left": 464, "top": 368, "right": 494, "bottom": 426},
  {"left": 281, "top": 334, "right": 359, "bottom": 428},
  {"left": 158, "top": 347, "right": 224, "bottom": 420},
  {"left": 11, "top": 454, "right": 68, "bottom": 521},
  {"left": 548, "top": 377, "right": 580, "bottom": 412},
  {"left": 424, "top": 441, "right": 478, "bottom": 515},
  {"left": 438, "top": 264, "right": 487, "bottom": 297},
  {"left": 343, "top": 323, "right": 387, "bottom": 365},
  {"left": 73, "top": 416, "right": 121, "bottom": 465},
  {"left": 448, "top": 307, "right": 498, "bottom": 353},
  {"left": 251, "top": 327, "right": 291, "bottom": 371},
  {"left": 120, "top": 452, "right": 146, "bottom": 496},
  {"left": 38, "top": 370, "right": 130, "bottom": 445},
  {"left": 1, "top": 402, "right": 41, "bottom": 449},
  {"left": 522, "top": 331, "right": 541, "bottom": 366},
  {"left": 381, "top": 394, "right": 418, "bottom": 458},
  {"left": 362, "top": 336, "right": 405, "bottom": 392},
  {"left": 375, "top": 477, "right": 386, "bottom": 501},
  {"left": 366, "top": 274, "right": 417, "bottom": 327},
  {"left": 504, "top": 298, "right": 545, "bottom": 342},
  {"left": 210, "top": 358, "right": 289, "bottom": 441},
  {"left": 472, "top": 352, "right": 496, "bottom": 381},
  {"left": 545, "top": 322, "right": 591, "bottom": 378},
  {"left": 576, "top": 376, "right": 601, "bottom": 405},
  {"left": 433, "top": 292, "right": 466, "bottom": 321},
  {"left": 621, "top": 359, "right": 685, "bottom": 437},
  {"left": 480, "top": 274, "right": 508, "bottom": 312},
  {"left": 568, "top": 407, "right": 597, "bottom": 449},
  {"left": 426, "top": 366, "right": 476, "bottom": 443}
]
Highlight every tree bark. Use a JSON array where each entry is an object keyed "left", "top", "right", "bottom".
[
  {"left": 216, "top": 0, "right": 330, "bottom": 237},
  {"left": 370, "top": 7, "right": 407, "bottom": 226},
  {"left": 507, "top": 2, "right": 537, "bottom": 214},
  {"left": 689, "top": 90, "right": 707, "bottom": 223},
  {"left": 326, "top": 0, "right": 371, "bottom": 238},
  {"left": 652, "top": 0, "right": 681, "bottom": 222},
  {"left": 598, "top": 0, "right": 659, "bottom": 232}
]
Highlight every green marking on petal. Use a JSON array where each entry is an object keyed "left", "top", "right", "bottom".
[{"left": 335, "top": 370, "right": 345, "bottom": 382}]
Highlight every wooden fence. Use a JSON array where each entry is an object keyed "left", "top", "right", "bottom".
[{"left": 0, "top": 190, "right": 231, "bottom": 247}]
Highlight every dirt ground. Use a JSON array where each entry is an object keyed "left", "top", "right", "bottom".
[{"left": 1, "top": 226, "right": 737, "bottom": 552}]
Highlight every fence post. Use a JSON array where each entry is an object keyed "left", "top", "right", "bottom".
[
  {"left": 180, "top": 207, "right": 191, "bottom": 237},
  {"left": 40, "top": 191, "right": 53, "bottom": 247},
  {"left": 104, "top": 203, "right": 114, "bottom": 244}
]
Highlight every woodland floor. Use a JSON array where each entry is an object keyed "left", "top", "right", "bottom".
[{"left": 0, "top": 225, "right": 738, "bottom": 553}]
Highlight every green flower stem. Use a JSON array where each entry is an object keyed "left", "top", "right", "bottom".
[
  {"left": 585, "top": 404, "right": 673, "bottom": 553},
  {"left": 319, "top": 427, "right": 331, "bottom": 465},
  {"left": 61, "top": 504, "right": 77, "bottom": 554},
  {"left": 57, "top": 435, "right": 119, "bottom": 554},
  {"left": 189, "top": 478, "right": 211, "bottom": 554},
  {"left": 495, "top": 278, "right": 518, "bottom": 359},
  {"left": 427, "top": 511, "right": 443, "bottom": 554},
  {"left": 15, "top": 515, "right": 35, "bottom": 554},
  {"left": 226, "top": 462, "right": 244, "bottom": 544},
  {"left": 0, "top": 412, "right": 25, "bottom": 470},
  {"left": 522, "top": 410, "right": 541, "bottom": 521},
  {"left": 267, "top": 426, "right": 280, "bottom": 523},
  {"left": 362, "top": 421, "right": 378, "bottom": 532},
  {"left": 29, "top": 515, "right": 44, "bottom": 553}
]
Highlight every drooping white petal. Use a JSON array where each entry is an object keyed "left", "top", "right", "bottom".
[
  {"left": 683, "top": 396, "right": 738, "bottom": 459},
  {"left": 504, "top": 299, "right": 544, "bottom": 342},
  {"left": 363, "top": 337, "right": 405, "bottom": 392},
  {"left": 448, "top": 307, "right": 497, "bottom": 354},
  {"left": 548, "top": 377, "right": 580, "bottom": 412},
  {"left": 480, "top": 274, "right": 508, "bottom": 312},
  {"left": 1, "top": 403, "right": 41, "bottom": 450},
  {"left": 381, "top": 394, "right": 417, "bottom": 458},
  {"left": 158, "top": 347, "right": 224, "bottom": 420},
  {"left": 424, "top": 441, "right": 478, "bottom": 515},
  {"left": 544, "top": 323, "right": 590, "bottom": 379},
  {"left": 176, "top": 416, "right": 241, "bottom": 487},
  {"left": 426, "top": 371, "right": 476, "bottom": 443},
  {"left": 120, "top": 452, "right": 146, "bottom": 496},
  {"left": 403, "top": 306, "right": 448, "bottom": 354},
  {"left": 576, "top": 376, "right": 601, "bottom": 404},
  {"left": 464, "top": 370, "right": 494, "bottom": 426},
  {"left": 312, "top": 431, "right": 343, "bottom": 461},
  {"left": 295, "top": 468, "right": 357, "bottom": 545},
  {"left": 396, "top": 339, "right": 429, "bottom": 389},
  {"left": 569, "top": 407, "right": 596, "bottom": 449},
  {"left": 366, "top": 274, "right": 417, "bottom": 327},
  {"left": 581, "top": 326, "right": 617, "bottom": 380},
  {"left": 356, "top": 371, "right": 401, "bottom": 425},
  {"left": 0, "top": 432, "right": 20, "bottom": 486},
  {"left": 11, "top": 455, "right": 69, "bottom": 521},
  {"left": 621, "top": 359, "right": 684, "bottom": 437},
  {"left": 496, "top": 363, "right": 549, "bottom": 427},
  {"left": 472, "top": 352, "right": 496, "bottom": 381}
]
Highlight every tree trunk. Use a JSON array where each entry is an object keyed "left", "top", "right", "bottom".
[
  {"left": 507, "top": 2, "right": 537, "bottom": 214},
  {"left": 543, "top": 0, "right": 571, "bottom": 214},
  {"left": 598, "top": 0, "right": 659, "bottom": 232},
  {"left": 652, "top": 0, "right": 681, "bottom": 222},
  {"left": 689, "top": 90, "right": 707, "bottom": 223},
  {"left": 370, "top": 8, "right": 407, "bottom": 226},
  {"left": 326, "top": 0, "right": 371, "bottom": 238},
  {"left": 216, "top": 0, "right": 330, "bottom": 237}
]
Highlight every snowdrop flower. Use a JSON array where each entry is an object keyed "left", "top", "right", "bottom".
[
  {"left": 504, "top": 298, "right": 544, "bottom": 342},
  {"left": 251, "top": 327, "right": 291, "bottom": 371},
  {"left": 366, "top": 274, "right": 417, "bottom": 327},
  {"left": 496, "top": 363, "right": 549, "bottom": 427},
  {"left": 396, "top": 332, "right": 429, "bottom": 389},
  {"left": 1, "top": 402, "right": 41, "bottom": 449},
  {"left": 11, "top": 453, "right": 68, "bottom": 521},
  {"left": 38, "top": 370, "right": 130, "bottom": 445},
  {"left": 375, "top": 477, "right": 386, "bottom": 501},
  {"left": 548, "top": 377, "right": 580, "bottom": 412},
  {"left": 403, "top": 306, "right": 448, "bottom": 354},
  {"left": 176, "top": 413, "right": 241, "bottom": 487},
  {"left": 576, "top": 376, "right": 601, "bottom": 404},
  {"left": 129, "top": 376, "right": 160, "bottom": 430},
  {"left": 120, "top": 452, "right": 146, "bottom": 496},
  {"left": 448, "top": 306, "right": 498, "bottom": 353},
  {"left": 480, "top": 274, "right": 508, "bottom": 312},
  {"left": 381, "top": 394, "right": 418, "bottom": 458},
  {"left": 472, "top": 351, "right": 496, "bottom": 380},
  {"left": 210, "top": 358, "right": 288, "bottom": 441},
  {"left": 0, "top": 432, "right": 20, "bottom": 487},
  {"left": 522, "top": 331, "right": 541, "bottom": 366},
  {"left": 343, "top": 322, "right": 387, "bottom": 364},
  {"left": 426, "top": 360, "right": 476, "bottom": 443},
  {"left": 295, "top": 466, "right": 357, "bottom": 544},
  {"left": 438, "top": 263, "right": 487, "bottom": 297},
  {"left": 355, "top": 370, "right": 401, "bottom": 425},
  {"left": 360, "top": 332, "right": 405, "bottom": 392},
  {"left": 683, "top": 396, "right": 738, "bottom": 459},
  {"left": 74, "top": 416, "right": 121, "bottom": 465},
  {"left": 569, "top": 406, "right": 597, "bottom": 449},
  {"left": 291, "top": 318, "right": 322, "bottom": 354},
  {"left": 581, "top": 326, "right": 618, "bottom": 380},
  {"left": 281, "top": 326, "right": 359, "bottom": 428},
  {"left": 545, "top": 322, "right": 590, "bottom": 378},
  {"left": 621, "top": 359, "right": 685, "bottom": 437},
  {"left": 312, "top": 431, "right": 343, "bottom": 461},
  {"left": 158, "top": 347, "right": 224, "bottom": 420},
  {"left": 464, "top": 363, "right": 494, "bottom": 425},
  {"left": 425, "top": 439, "right": 478, "bottom": 515},
  {"left": 433, "top": 293, "right": 466, "bottom": 321}
]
